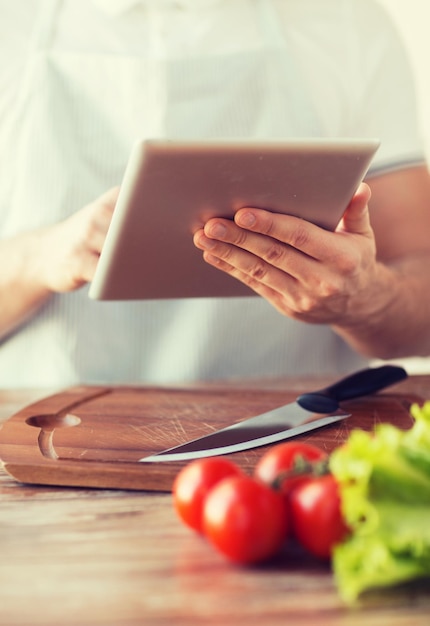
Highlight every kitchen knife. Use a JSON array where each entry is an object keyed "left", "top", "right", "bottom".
[{"left": 139, "top": 365, "right": 407, "bottom": 463}]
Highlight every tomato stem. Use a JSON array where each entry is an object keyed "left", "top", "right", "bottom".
[{"left": 271, "top": 456, "right": 330, "bottom": 491}]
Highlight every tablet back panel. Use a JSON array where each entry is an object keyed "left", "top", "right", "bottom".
[{"left": 89, "top": 139, "right": 379, "bottom": 300}]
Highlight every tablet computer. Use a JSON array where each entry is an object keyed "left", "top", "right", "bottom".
[{"left": 89, "top": 138, "right": 379, "bottom": 300}]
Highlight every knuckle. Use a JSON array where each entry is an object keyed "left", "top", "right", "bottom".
[
  {"left": 341, "top": 255, "right": 360, "bottom": 276},
  {"left": 241, "top": 273, "right": 261, "bottom": 291},
  {"left": 249, "top": 259, "right": 268, "bottom": 281},
  {"left": 315, "top": 275, "right": 343, "bottom": 301},
  {"left": 289, "top": 224, "right": 310, "bottom": 250},
  {"left": 320, "top": 281, "right": 341, "bottom": 301},
  {"left": 296, "top": 294, "right": 317, "bottom": 315},
  {"left": 294, "top": 280, "right": 342, "bottom": 316},
  {"left": 233, "top": 227, "right": 249, "bottom": 247},
  {"left": 331, "top": 248, "right": 360, "bottom": 277},
  {"left": 220, "top": 244, "right": 235, "bottom": 262},
  {"left": 259, "top": 214, "right": 276, "bottom": 236},
  {"left": 264, "top": 242, "right": 286, "bottom": 264}
]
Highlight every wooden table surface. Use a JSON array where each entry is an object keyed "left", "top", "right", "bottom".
[{"left": 1, "top": 376, "right": 430, "bottom": 626}]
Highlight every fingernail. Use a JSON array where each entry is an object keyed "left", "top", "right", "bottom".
[
  {"left": 237, "top": 211, "right": 256, "bottom": 227},
  {"left": 207, "top": 223, "right": 227, "bottom": 238}
]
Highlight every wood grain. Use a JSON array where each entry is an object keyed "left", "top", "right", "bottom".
[
  {"left": 0, "top": 377, "right": 429, "bottom": 625},
  {"left": 0, "top": 382, "right": 420, "bottom": 491}
]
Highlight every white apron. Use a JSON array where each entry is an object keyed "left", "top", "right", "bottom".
[{"left": 0, "top": 0, "right": 367, "bottom": 387}]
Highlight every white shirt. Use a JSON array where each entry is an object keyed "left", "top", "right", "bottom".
[{"left": 0, "top": 0, "right": 425, "bottom": 387}]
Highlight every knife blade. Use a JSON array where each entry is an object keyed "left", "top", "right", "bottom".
[{"left": 139, "top": 364, "right": 407, "bottom": 463}]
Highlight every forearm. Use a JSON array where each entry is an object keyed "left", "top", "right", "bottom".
[
  {"left": 333, "top": 253, "right": 430, "bottom": 360},
  {"left": 0, "top": 188, "right": 117, "bottom": 342},
  {"left": 0, "top": 231, "right": 52, "bottom": 341}
]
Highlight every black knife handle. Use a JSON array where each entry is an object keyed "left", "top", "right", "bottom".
[{"left": 296, "top": 364, "right": 408, "bottom": 414}]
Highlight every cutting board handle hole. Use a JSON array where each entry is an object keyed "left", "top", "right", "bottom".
[{"left": 26, "top": 413, "right": 81, "bottom": 460}]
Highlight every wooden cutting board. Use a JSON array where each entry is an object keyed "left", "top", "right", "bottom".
[{"left": 0, "top": 383, "right": 420, "bottom": 492}]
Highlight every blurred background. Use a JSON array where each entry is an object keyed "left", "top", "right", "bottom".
[
  {"left": 375, "top": 0, "right": 430, "bottom": 374},
  {"left": 378, "top": 0, "right": 430, "bottom": 159}
]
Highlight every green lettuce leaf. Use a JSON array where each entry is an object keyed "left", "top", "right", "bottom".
[{"left": 329, "top": 401, "right": 430, "bottom": 603}]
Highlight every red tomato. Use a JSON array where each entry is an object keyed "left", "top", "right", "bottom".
[
  {"left": 172, "top": 457, "right": 242, "bottom": 533},
  {"left": 255, "top": 441, "right": 328, "bottom": 495},
  {"left": 289, "top": 474, "right": 349, "bottom": 559},
  {"left": 203, "top": 475, "right": 289, "bottom": 564}
]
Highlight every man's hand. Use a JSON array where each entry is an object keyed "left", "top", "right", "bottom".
[
  {"left": 0, "top": 187, "right": 119, "bottom": 341},
  {"left": 193, "top": 183, "right": 379, "bottom": 325},
  {"left": 35, "top": 187, "right": 119, "bottom": 293}
]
